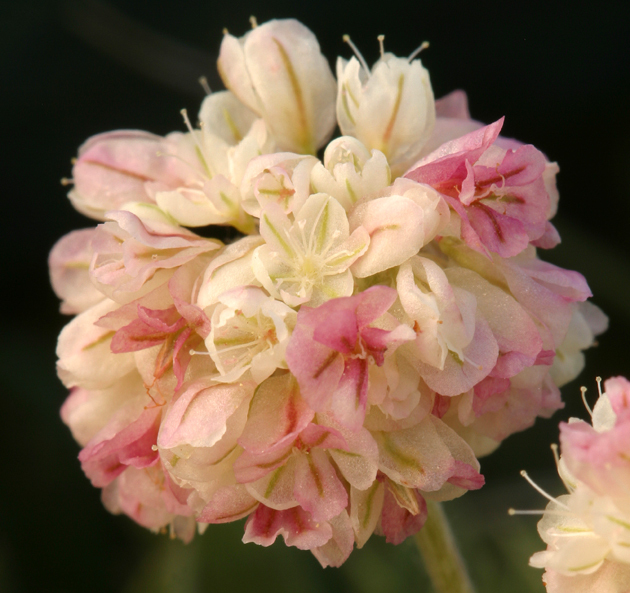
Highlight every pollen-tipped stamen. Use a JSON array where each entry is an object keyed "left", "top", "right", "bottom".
[
  {"left": 198, "top": 76, "right": 212, "bottom": 96},
  {"left": 377, "top": 35, "right": 385, "bottom": 58},
  {"left": 343, "top": 35, "right": 371, "bottom": 78},
  {"left": 581, "top": 385, "right": 594, "bottom": 418},
  {"left": 408, "top": 41, "right": 430, "bottom": 62},
  {"left": 520, "top": 469, "right": 570, "bottom": 510}
]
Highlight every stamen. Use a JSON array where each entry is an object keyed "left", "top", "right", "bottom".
[
  {"left": 377, "top": 34, "right": 385, "bottom": 58},
  {"left": 581, "top": 386, "right": 594, "bottom": 418},
  {"left": 520, "top": 470, "right": 570, "bottom": 510},
  {"left": 180, "top": 108, "right": 196, "bottom": 136},
  {"left": 180, "top": 108, "right": 214, "bottom": 178},
  {"left": 222, "top": 28, "right": 229, "bottom": 35},
  {"left": 189, "top": 349, "right": 210, "bottom": 356},
  {"left": 408, "top": 41, "right": 430, "bottom": 62},
  {"left": 249, "top": 15, "right": 258, "bottom": 29},
  {"left": 550, "top": 443, "right": 576, "bottom": 492},
  {"left": 596, "top": 376, "right": 603, "bottom": 398},
  {"left": 342, "top": 35, "right": 371, "bottom": 77},
  {"left": 198, "top": 76, "right": 212, "bottom": 96},
  {"left": 509, "top": 507, "right": 580, "bottom": 519},
  {"left": 551, "top": 443, "right": 560, "bottom": 468},
  {"left": 60, "top": 177, "right": 74, "bottom": 186}
]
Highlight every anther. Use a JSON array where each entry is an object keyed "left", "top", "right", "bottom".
[
  {"left": 60, "top": 177, "right": 74, "bottom": 186},
  {"left": 222, "top": 28, "right": 229, "bottom": 35},
  {"left": 343, "top": 35, "right": 371, "bottom": 77},
  {"left": 198, "top": 76, "right": 212, "bottom": 96},
  {"left": 408, "top": 41, "right": 430, "bottom": 62},
  {"left": 250, "top": 15, "right": 258, "bottom": 29}
]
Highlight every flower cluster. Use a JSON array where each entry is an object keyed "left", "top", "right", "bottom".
[
  {"left": 526, "top": 377, "right": 630, "bottom": 592},
  {"left": 50, "top": 18, "right": 604, "bottom": 566}
]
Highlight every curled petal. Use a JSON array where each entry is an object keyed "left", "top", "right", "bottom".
[
  {"left": 49, "top": 229, "right": 104, "bottom": 314},
  {"left": 243, "top": 505, "right": 333, "bottom": 550}
]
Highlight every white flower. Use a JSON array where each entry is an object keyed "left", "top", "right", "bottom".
[
  {"left": 309, "top": 136, "right": 391, "bottom": 211},
  {"left": 205, "top": 287, "right": 296, "bottom": 384},
  {"left": 336, "top": 38, "right": 435, "bottom": 177},
  {"left": 218, "top": 19, "right": 337, "bottom": 155},
  {"left": 252, "top": 193, "right": 370, "bottom": 306}
]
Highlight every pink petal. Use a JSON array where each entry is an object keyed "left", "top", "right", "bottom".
[
  {"left": 380, "top": 487, "right": 427, "bottom": 545},
  {"left": 243, "top": 505, "right": 333, "bottom": 550},
  {"left": 298, "top": 423, "right": 348, "bottom": 451},
  {"left": 604, "top": 376, "right": 630, "bottom": 416},
  {"left": 350, "top": 482, "right": 385, "bottom": 548},
  {"left": 560, "top": 418, "right": 630, "bottom": 498},
  {"left": 238, "top": 373, "right": 314, "bottom": 454},
  {"left": 49, "top": 229, "right": 104, "bottom": 314},
  {"left": 330, "top": 357, "right": 370, "bottom": 430},
  {"left": 198, "top": 484, "right": 259, "bottom": 524},
  {"left": 446, "top": 460, "right": 485, "bottom": 490},
  {"left": 355, "top": 285, "right": 399, "bottom": 328},
  {"left": 405, "top": 118, "right": 504, "bottom": 186},
  {"left": 466, "top": 203, "right": 530, "bottom": 258},
  {"left": 374, "top": 417, "right": 455, "bottom": 492},
  {"left": 286, "top": 322, "right": 345, "bottom": 413},
  {"left": 311, "top": 511, "right": 355, "bottom": 567},
  {"left": 71, "top": 131, "right": 183, "bottom": 219},
  {"left": 158, "top": 378, "right": 254, "bottom": 450},
  {"left": 435, "top": 90, "right": 470, "bottom": 119},
  {"left": 531, "top": 221, "right": 561, "bottom": 249},
  {"left": 293, "top": 449, "right": 348, "bottom": 522},
  {"left": 233, "top": 445, "right": 296, "bottom": 484},
  {"left": 79, "top": 406, "right": 161, "bottom": 487}
]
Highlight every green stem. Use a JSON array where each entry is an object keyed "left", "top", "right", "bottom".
[{"left": 414, "top": 500, "right": 475, "bottom": 593}]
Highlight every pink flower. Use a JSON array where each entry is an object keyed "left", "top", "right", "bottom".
[
  {"left": 560, "top": 377, "right": 630, "bottom": 499},
  {"left": 48, "top": 229, "right": 104, "bottom": 314},
  {"left": 90, "top": 209, "right": 220, "bottom": 302},
  {"left": 406, "top": 119, "right": 551, "bottom": 258},
  {"left": 69, "top": 131, "right": 186, "bottom": 220},
  {"left": 286, "top": 285, "right": 415, "bottom": 429}
]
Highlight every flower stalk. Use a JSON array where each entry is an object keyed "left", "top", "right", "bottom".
[{"left": 414, "top": 500, "right": 475, "bottom": 593}]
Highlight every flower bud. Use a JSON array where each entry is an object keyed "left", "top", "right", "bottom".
[
  {"left": 310, "top": 136, "right": 391, "bottom": 211},
  {"left": 218, "top": 19, "right": 337, "bottom": 155}
]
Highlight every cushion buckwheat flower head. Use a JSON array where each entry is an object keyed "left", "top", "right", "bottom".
[{"left": 50, "top": 16, "right": 605, "bottom": 566}]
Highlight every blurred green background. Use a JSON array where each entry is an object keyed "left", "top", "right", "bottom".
[{"left": 2, "top": 1, "right": 629, "bottom": 591}]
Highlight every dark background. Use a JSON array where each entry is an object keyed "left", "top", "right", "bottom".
[{"left": 2, "top": 1, "right": 629, "bottom": 591}]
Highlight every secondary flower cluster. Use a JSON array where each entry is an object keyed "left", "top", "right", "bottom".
[
  {"left": 50, "top": 18, "right": 604, "bottom": 566},
  {"left": 527, "top": 377, "right": 630, "bottom": 592}
]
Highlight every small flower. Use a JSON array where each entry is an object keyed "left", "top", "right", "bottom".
[
  {"left": 336, "top": 36, "right": 435, "bottom": 177},
  {"left": 309, "top": 136, "right": 391, "bottom": 211},
  {"left": 205, "top": 286, "right": 296, "bottom": 384},
  {"left": 516, "top": 378, "right": 630, "bottom": 591},
  {"left": 286, "top": 285, "right": 415, "bottom": 429},
  {"left": 218, "top": 19, "right": 337, "bottom": 154},
  {"left": 252, "top": 193, "right": 370, "bottom": 306},
  {"left": 406, "top": 118, "right": 551, "bottom": 258}
]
